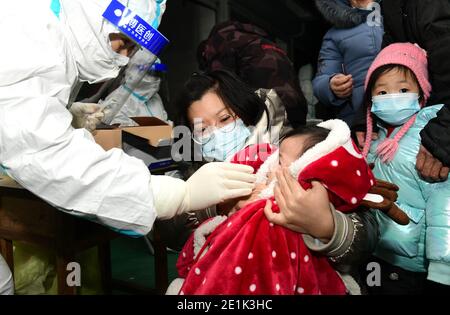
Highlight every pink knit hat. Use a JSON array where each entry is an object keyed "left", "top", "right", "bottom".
[{"left": 362, "top": 43, "right": 432, "bottom": 162}]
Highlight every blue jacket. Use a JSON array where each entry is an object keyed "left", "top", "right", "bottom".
[
  {"left": 368, "top": 105, "right": 450, "bottom": 285},
  {"left": 313, "top": 0, "right": 383, "bottom": 125}
]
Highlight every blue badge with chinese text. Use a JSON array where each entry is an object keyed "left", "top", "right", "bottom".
[{"left": 102, "top": 0, "right": 169, "bottom": 56}]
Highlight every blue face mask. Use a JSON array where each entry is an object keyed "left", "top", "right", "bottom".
[
  {"left": 202, "top": 119, "right": 251, "bottom": 161},
  {"left": 371, "top": 93, "right": 421, "bottom": 126}
]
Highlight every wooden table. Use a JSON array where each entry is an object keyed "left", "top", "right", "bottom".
[{"left": 0, "top": 176, "right": 169, "bottom": 295}]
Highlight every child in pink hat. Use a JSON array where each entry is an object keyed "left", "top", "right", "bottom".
[{"left": 362, "top": 42, "right": 450, "bottom": 294}]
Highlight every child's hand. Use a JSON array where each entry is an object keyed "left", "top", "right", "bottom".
[
  {"left": 330, "top": 74, "right": 353, "bottom": 99},
  {"left": 264, "top": 168, "right": 334, "bottom": 241}
]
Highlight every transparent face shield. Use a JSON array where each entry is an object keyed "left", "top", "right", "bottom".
[{"left": 99, "top": 0, "right": 169, "bottom": 125}]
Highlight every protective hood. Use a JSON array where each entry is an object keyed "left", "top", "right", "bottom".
[
  {"left": 315, "top": 0, "right": 377, "bottom": 28},
  {"left": 58, "top": 0, "right": 167, "bottom": 84},
  {"left": 59, "top": 0, "right": 129, "bottom": 84}
]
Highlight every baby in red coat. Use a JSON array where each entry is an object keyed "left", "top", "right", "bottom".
[
  {"left": 223, "top": 124, "right": 338, "bottom": 215},
  {"left": 167, "top": 119, "right": 375, "bottom": 295}
]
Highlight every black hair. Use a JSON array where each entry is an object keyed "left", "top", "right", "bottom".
[
  {"left": 364, "top": 64, "right": 424, "bottom": 107},
  {"left": 174, "top": 69, "right": 269, "bottom": 130},
  {"left": 281, "top": 125, "right": 330, "bottom": 155}
]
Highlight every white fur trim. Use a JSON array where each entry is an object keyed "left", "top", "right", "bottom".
[
  {"left": 289, "top": 119, "right": 350, "bottom": 178},
  {"left": 254, "top": 148, "right": 278, "bottom": 199},
  {"left": 165, "top": 278, "right": 185, "bottom": 295},
  {"left": 255, "top": 149, "right": 279, "bottom": 184},
  {"left": 259, "top": 179, "right": 277, "bottom": 199},
  {"left": 193, "top": 216, "right": 227, "bottom": 258},
  {"left": 337, "top": 272, "right": 361, "bottom": 295},
  {"left": 256, "top": 119, "right": 351, "bottom": 198},
  {"left": 343, "top": 139, "right": 363, "bottom": 159}
]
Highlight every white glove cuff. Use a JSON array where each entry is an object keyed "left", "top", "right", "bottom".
[{"left": 150, "top": 175, "right": 188, "bottom": 220}]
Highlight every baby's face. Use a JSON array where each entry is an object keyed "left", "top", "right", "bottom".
[
  {"left": 279, "top": 135, "right": 307, "bottom": 167},
  {"left": 266, "top": 135, "right": 307, "bottom": 182}
]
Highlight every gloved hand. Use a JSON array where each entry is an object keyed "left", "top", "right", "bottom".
[
  {"left": 185, "top": 162, "right": 256, "bottom": 211},
  {"left": 150, "top": 163, "right": 256, "bottom": 219},
  {"left": 69, "top": 102, "right": 105, "bottom": 132}
]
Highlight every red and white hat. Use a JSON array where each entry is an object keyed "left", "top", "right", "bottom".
[{"left": 255, "top": 119, "right": 376, "bottom": 212}]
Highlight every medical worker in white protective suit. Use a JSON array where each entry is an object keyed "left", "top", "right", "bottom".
[
  {"left": 0, "top": 0, "right": 256, "bottom": 295},
  {"left": 110, "top": 56, "right": 168, "bottom": 126},
  {"left": 109, "top": 52, "right": 169, "bottom": 126}
]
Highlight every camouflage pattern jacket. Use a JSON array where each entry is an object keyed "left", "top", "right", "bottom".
[{"left": 198, "top": 21, "right": 308, "bottom": 127}]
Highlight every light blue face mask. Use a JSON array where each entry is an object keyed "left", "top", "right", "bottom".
[
  {"left": 202, "top": 119, "right": 251, "bottom": 161},
  {"left": 371, "top": 93, "right": 421, "bottom": 126}
]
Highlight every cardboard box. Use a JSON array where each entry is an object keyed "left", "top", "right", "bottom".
[{"left": 93, "top": 117, "right": 174, "bottom": 172}]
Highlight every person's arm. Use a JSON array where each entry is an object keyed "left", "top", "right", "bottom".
[
  {"left": 0, "top": 81, "right": 255, "bottom": 236},
  {"left": 415, "top": 0, "right": 450, "bottom": 167},
  {"left": 420, "top": 107, "right": 450, "bottom": 167},
  {"left": 312, "top": 33, "right": 349, "bottom": 108},
  {"left": 303, "top": 209, "right": 378, "bottom": 273},
  {"left": 420, "top": 177, "right": 450, "bottom": 286},
  {"left": 0, "top": 83, "right": 157, "bottom": 235},
  {"left": 264, "top": 169, "right": 378, "bottom": 272}
]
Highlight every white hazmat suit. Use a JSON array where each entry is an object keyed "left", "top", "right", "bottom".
[
  {"left": 71, "top": 0, "right": 169, "bottom": 129},
  {"left": 109, "top": 55, "right": 169, "bottom": 126}
]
